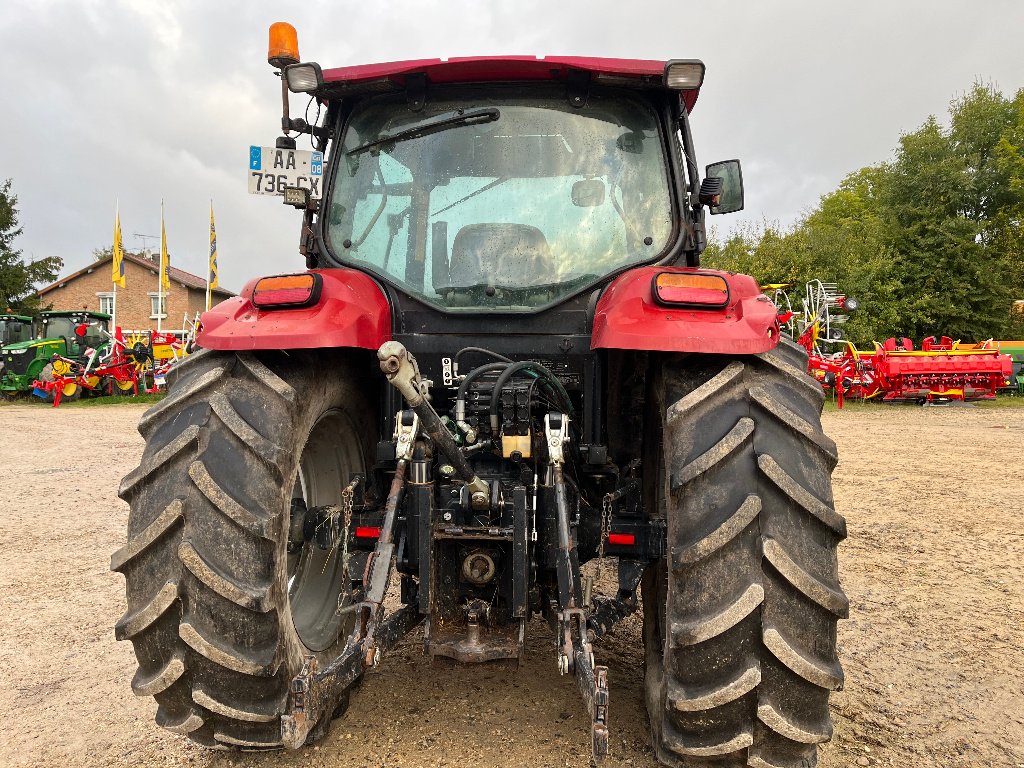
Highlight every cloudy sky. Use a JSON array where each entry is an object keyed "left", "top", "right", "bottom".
[{"left": 3, "top": 0, "right": 1023, "bottom": 293}]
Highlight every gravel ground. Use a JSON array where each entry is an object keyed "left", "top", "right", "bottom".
[{"left": 0, "top": 400, "right": 1021, "bottom": 768}]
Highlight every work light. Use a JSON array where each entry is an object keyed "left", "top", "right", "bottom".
[
  {"left": 664, "top": 60, "right": 705, "bottom": 90},
  {"left": 285, "top": 62, "right": 323, "bottom": 93}
]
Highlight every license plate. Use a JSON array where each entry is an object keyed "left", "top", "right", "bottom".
[{"left": 248, "top": 146, "right": 324, "bottom": 198}]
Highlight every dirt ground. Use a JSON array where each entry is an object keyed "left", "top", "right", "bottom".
[{"left": 0, "top": 401, "right": 1022, "bottom": 768}]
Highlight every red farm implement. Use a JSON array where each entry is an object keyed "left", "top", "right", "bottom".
[
  {"left": 33, "top": 325, "right": 149, "bottom": 405},
  {"left": 773, "top": 282, "right": 1014, "bottom": 406},
  {"left": 869, "top": 336, "right": 1013, "bottom": 403}
]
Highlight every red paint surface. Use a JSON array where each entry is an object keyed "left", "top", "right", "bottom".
[
  {"left": 198, "top": 268, "right": 391, "bottom": 351},
  {"left": 355, "top": 526, "right": 381, "bottom": 539},
  {"left": 321, "top": 56, "right": 700, "bottom": 112},
  {"left": 592, "top": 267, "right": 780, "bottom": 355},
  {"left": 607, "top": 533, "right": 636, "bottom": 546}
]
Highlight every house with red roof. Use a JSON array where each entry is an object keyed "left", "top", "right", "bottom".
[{"left": 36, "top": 252, "right": 234, "bottom": 332}]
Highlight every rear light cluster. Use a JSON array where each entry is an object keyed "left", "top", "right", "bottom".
[
  {"left": 652, "top": 272, "right": 730, "bottom": 309},
  {"left": 251, "top": 273, "right": 322, "bottom": 309}
]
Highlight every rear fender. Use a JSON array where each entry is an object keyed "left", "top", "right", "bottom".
[
  {"left": 591, "top": 266, "right": 780, "bottom": 355},
  {"left": 198, "top": 268, "right": 392, "bottom": 351}
]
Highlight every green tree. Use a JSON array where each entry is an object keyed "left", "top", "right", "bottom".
[
  {"left": 0, "top": 179, "right": 62, "bottom": 315},
  {"left": 705, "top": 82, "right": 1024, "bottom": 345},
  {"left": 92, "top": 246, "right": 149, "bottom": 262}
]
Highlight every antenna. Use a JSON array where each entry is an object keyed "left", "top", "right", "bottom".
[{"left": 133, "top": 233, "right": 159, "bottom": 257}]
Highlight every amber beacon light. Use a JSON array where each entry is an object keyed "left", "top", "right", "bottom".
[{"left": 268, "top": 22, "right": 300, "bottom": 67}]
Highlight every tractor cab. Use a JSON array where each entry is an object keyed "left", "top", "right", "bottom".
[
  {"left": 288, "top": 57, "right": 744, "bottom": 315},
  {"left": 0, "top": 314, "right": 32, "bottom": 347},
  {"left": 39, "top": 310, "right": 111, "bottom": 357}
]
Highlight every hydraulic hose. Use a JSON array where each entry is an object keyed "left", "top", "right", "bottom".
[
  {"left": 455, "top": 362, "right": 508, "bottom": 443},
  {"left": 456, "top": 362, "right": 507, "bottom": 421},
  {"left": 454, "top": 347, "right": 513, "bottom": 366},
  {"left": 488, "top": 361, "right": 574, "bottom": 433}
]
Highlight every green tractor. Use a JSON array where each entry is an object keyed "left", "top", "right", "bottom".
[
  {"left": 0, "top": 313, "right": 34, "bottom": 397},
  {"left": 0, "top": 314, "right": 33, "bottom": 347},
  {"left": 0, "top": 310, "right": 112, "bottom": 400}
]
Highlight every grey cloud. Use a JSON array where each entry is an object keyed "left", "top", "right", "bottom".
[{"left": 2, "top": 0, "right": 1022, "bottom": 291}]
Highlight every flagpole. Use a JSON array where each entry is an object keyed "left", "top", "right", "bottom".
[
  {"left": 158, "top": 200, "right": 164, "bottom": 333},
  {"left": 112, "top": 199, "right": 120, "bottom": 333},
  {"left": 206, "top": 198, "right": 210, "bottom": 311},
  {"left": 112, "top": 199, "right": 118, "bottom": 331},
  {"left": 207, "top": 199, "right": 216, "bottom": 312}
]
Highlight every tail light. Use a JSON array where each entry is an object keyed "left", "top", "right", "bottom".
[
  {"left": 355, "top": 526, "right": 381, "bottom": 539},
  {"left": 252, "top": 273, "right": 322, "bottom": 309},
  {"left": 608, "top": 533, "right": 635, "bottom": 546},
  {"left": 653, "top": 272, "right": 730, "bottom": 308}
]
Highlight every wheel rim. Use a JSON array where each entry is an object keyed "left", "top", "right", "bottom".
[{"left": 287, "top": 408, "right": 364, "bottom": 652}]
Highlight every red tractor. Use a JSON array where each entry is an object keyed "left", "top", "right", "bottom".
[{"left": 113, "top": 24, "right": 846, "bottom": 768}]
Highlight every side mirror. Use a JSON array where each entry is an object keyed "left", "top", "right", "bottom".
[
  {"left": 704, "top": 159, "right": 744, "bottom": 215},
  {"left": 571, "top": 179, "right": 606, "bottom": 207}
]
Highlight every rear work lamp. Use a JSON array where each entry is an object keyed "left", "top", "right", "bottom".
[
  {"left": 252, "top": 273, "right": 322, "bottom": 309},
  {"left": 284, "top": 62, "right": 323, "bottom": 93},
  {"left": 653, "top": 272, "right": 730, "bottom": 308},
  {"left": 664, "top": 60, "right": 705, "bottom": 90}
]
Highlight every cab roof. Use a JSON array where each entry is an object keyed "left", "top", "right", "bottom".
[
  {"left": 41, "top": 310, "right": 111, "bottom": 319},
  {"left": 321, "top": 56, "right": 700, "bottom": 112},
  {"left": 0, "top": 314, "right": 31, "bottom": 322}
]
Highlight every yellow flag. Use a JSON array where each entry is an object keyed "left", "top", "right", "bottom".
[
  {"left": 160, "top": 201, "right": 171, "bottom": 289},
  {"left": 209, "top": 202, "right": 219, "bottom": 290},
  {"left": 112, "top": 206, "right": 126, "bottom": 288}
]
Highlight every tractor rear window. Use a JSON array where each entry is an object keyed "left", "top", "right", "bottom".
[{"left": 326, "top": 87, "right": 673, "bottom": 311}]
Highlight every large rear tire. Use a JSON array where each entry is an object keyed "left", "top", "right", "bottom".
[
  {"left": 644, "top": 338, "right": 847, "bottom": 767},
  {"left": 113, "top": 348, "right": 375, "bottom": 748}
]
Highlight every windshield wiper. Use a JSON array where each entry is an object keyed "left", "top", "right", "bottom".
[
  {"left": 347, "top": 108, "right": 500, "bottom": 157},
  {"left": 432, "top": 175, "right": 511, "bottom": 216}
]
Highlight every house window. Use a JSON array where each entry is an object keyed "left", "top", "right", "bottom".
[
  {"left": 149, "top": 293, "right": 167, "bottom": 319},
  {"left": 97, "top": 293, "right": 115, "bottom": 315}
]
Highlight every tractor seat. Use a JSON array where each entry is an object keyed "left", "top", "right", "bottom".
[{"left": 449, "top": 223, "right": 555, "bottom": 289}]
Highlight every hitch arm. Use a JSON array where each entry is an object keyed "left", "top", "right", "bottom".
[
  {"left": 544, "top": 412, "right": 610, "bottom": 763},
  {"left": 355, "top": 410, "right": 417, "bottom": 665},
  {"left": 378, "top": 341, "right": 489, "bottom": 509}
]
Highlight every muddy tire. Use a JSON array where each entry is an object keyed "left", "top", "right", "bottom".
[
  {"left": 643, "top": 338, "right": 847, "bottom": 767},
  {"left": 113, "top": 348, "right": 375, "bottom": 748}
]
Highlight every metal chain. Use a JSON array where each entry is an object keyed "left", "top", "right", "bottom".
[
  {"left": 335, "top": 478, "right": 358, "bottom": 614},
  {"left": 596, "top": 492, "right": 613, "bottom": 581}
]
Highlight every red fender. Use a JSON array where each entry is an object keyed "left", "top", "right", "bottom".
[
  {"left": 198, "top": 268, "right": 392, "bottom": 351},
  {"left": 591, "top": 266, "right": 780, "bottom": 355}
]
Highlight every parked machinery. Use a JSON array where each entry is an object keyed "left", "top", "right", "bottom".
[
  {"left": 771, "top": 283, "right": 1014, "bottom": 405},
  {"left": 0, "top": 310, "right": 112, "bottom": 401}
]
